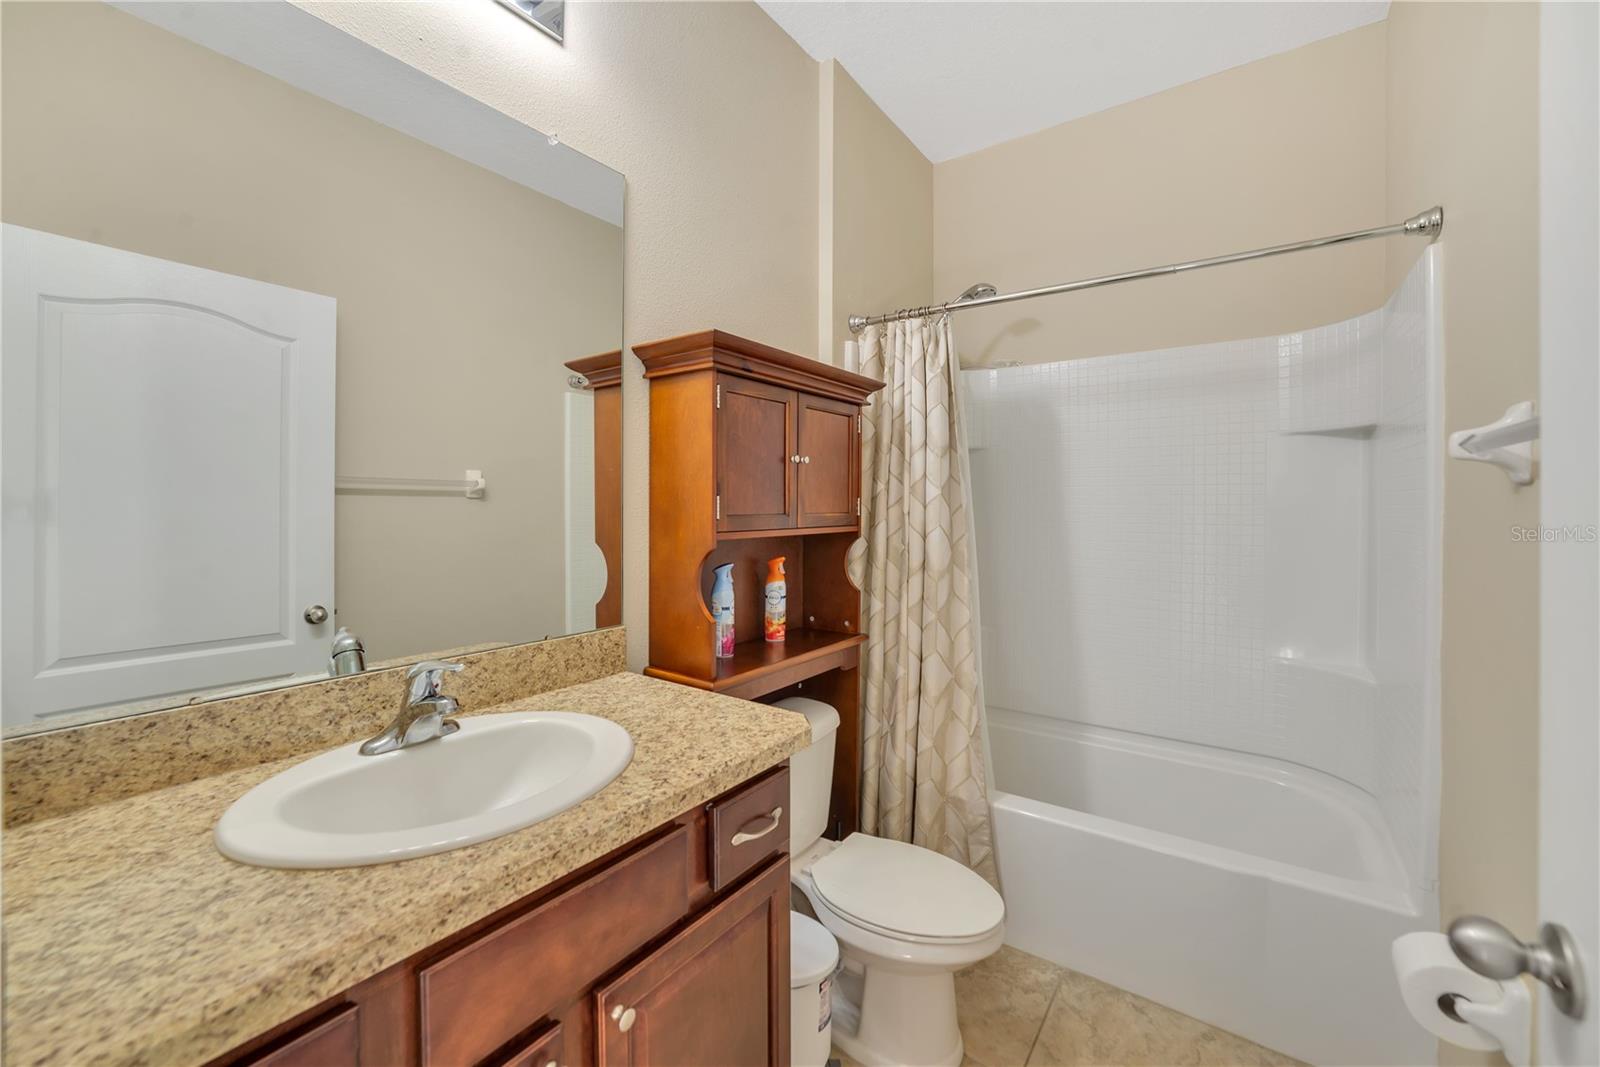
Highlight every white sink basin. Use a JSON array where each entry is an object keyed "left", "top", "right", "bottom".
[{"left": 215, "top": 711, "right": 633, "bottom": 868}]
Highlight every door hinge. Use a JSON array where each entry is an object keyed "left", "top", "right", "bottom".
[
  {"left": 716, "top": 494, "right": 722, "bottom": 520},
  {"left": 715, "top": 384, "right": 721, "bottom": 409},
  {"left": 855, "top": 496, "right": 861, "bottom": 516},
  {"left": 857, "top": 413, "right": 862, "bottom": 434}
]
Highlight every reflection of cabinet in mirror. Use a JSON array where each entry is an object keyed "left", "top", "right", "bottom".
[
  {"left": 565, "top": 350, "right": 623, "bottom": 629},
  {"left": 638, "top": 330, "right": 882, "bottom": 836}
]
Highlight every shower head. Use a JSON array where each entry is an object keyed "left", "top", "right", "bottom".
[{"left": 953, "top": 283, "right": 998, "bottom": 304}]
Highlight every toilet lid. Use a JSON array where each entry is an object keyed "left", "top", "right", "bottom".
[{"left": 809, "top": 834, "right": 1004, "bottom": 942}]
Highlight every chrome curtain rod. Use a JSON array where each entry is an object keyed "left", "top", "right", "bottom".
[{"left": 847, "top": 206, "right": 1444, "bottom": 333}]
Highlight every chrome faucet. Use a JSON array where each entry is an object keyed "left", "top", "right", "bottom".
[{"left": 359, "top": 660, "right": 465, "bottom": 756}]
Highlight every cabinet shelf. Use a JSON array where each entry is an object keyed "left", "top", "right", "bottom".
[
  {"left": 645, "top": 629, "right": 865, "bottom": 701},
  {"left": 717, "top": 524, "right": 858, "bottom": 541}
]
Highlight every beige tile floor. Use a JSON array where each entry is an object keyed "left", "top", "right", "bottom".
[{"left": 833, "top": 945, "right": 1305, "bottom": 1067}]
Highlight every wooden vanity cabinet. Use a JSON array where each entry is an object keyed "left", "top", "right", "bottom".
[{"left": 213, "top": 767, "right": 793, "bottom": 1067}]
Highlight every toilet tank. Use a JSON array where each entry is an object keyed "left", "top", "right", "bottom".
[{"left": 773, "top": 697, "right": 840, "bottom": 855}]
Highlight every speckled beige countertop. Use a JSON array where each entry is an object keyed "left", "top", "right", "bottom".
[{"left": 1, "top": 672, "right": 811, "bottom": 1067}]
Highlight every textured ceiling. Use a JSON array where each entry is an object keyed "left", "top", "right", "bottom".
[{"left": 759, "top": 1, "right": 1389, "bottom": 162}]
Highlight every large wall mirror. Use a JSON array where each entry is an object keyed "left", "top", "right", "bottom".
[{"left": 0, "top": 1, "right": 625, "bottom": 735}]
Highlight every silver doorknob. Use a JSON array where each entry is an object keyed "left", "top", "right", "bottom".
[
  {"left": 610, "top": 1005, "right": 636, "bottom": 1032},
  {"left": 1449, "top": 915, "right": 1587, "bottom": 1019},
  {"left": 304, "top": 605, "right": 329, "bottom": 625}
]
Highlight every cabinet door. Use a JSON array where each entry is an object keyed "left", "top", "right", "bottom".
[
  {"left": 595, "top": 858, "right": 789, "bottom": 1067},
  {"left": 795, "top": 394, "right": 859, "bottom": 529},
  {"left": 716, "top": 376, "right": 797, "bottom": 532}
]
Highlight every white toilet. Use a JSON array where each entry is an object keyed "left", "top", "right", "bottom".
[{"left": 777, "top": 696, "right": 1005, "bottom": 1067}]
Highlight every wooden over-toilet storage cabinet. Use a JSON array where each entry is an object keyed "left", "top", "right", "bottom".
[{"left": 636, "top": 330, "right": 883, "bottom": 838}]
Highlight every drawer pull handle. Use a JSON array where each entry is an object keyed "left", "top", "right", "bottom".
[
  {"left": 731, "top": 806, "right": 783, "bottom": 846},
  {"left": 611, "top": 1005, "right": 637, "bottom": 1032}
]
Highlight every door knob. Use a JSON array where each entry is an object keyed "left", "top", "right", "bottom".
[
  {"left": 1449, "top": 915, "right": 1587, "bottom": 1019},
  {"left": 304, "top": 605, "right": 329, "bottom": 625},
  {"left": 611, "top": 1005, "right": 637, "bottom": 1032}
]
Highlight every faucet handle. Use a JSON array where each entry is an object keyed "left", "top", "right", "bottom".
[{"left": 405, "top": 660, "right": 465, "bottom": 702}]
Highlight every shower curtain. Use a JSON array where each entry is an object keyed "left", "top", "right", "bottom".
[{"left": 855, "top": 316, "right": 996, "bottom": 883}]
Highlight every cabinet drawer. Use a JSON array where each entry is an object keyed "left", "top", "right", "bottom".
[
  {"left": 485, "top": 1021, "right": 564, "bottom": 1067},
  {"left": 235, "top": 1005, "right": 358, "bottom": 1067},
  {"left": 418, "top": 827, "right": 691, "bottom": 1067},
  {"left": 708, "top": 766, "right": 790, "bottom": 892}
]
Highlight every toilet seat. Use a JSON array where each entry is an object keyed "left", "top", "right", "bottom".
[{"left": 809, "top": 833, "right": 1004, "bottom": 945}]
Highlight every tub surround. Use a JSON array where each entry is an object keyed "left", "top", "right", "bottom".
[
  {"left": 2, "top": 626, "right": 627, "bottom": 828},
  {"left": 1, "top": 671, "right": 811, "bottom": 1067}
]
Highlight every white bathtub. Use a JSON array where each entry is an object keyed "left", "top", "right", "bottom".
[{"left": 988, "top": 708, "right": 1436, "bottom": 1066}]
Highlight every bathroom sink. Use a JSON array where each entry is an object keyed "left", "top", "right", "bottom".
[{"left": 215, "top": 712, "right": 633, "bottom": 868}]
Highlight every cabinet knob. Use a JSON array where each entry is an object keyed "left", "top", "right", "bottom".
[
  {"left": 611, "top": 1005, "right": 637, "bottom": 1033},
  {"left": 791, "top": 454, "right": 801, "bottom": 463},
  {"left": 802, "top": 455, "right": 811, "bottom": 464}
]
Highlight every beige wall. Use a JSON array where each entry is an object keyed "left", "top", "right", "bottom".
[
  {"left": 297, "top": 0, "right": 822, "bottom": 670},
  {"left": 826, "top": 62, "right": 934, "bottom": 364},
  {"left": 1, "top": 2, "right": 624, "bottom": 662},
  {"left": 933, "top": 22, "right": 1389, "bottom": 366},
  {"left": 1386, "top": 6, "right": 1542, "bottom": 1063}
]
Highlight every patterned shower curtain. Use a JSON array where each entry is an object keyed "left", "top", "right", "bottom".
[{"left": 853, "top": 315, "right": 996, "bottom": 884}]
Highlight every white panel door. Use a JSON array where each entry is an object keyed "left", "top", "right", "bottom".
[
  {"left": 2, "top": 225, "right": 335, "bottom": 727},
  {"left": 1536, "top": 3, "right": 1599, "bottom": 1061}
]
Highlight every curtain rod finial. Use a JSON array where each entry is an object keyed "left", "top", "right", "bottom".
[
  {"left": 1404, "top": 206, "right": 1444, "bottom": 240},
  {"left": 848, "top": 315, "right": 868, "bottom": 333}
]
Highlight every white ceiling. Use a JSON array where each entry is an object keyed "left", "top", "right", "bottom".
[{"left": 759, "top": 2, "right": 1389, "bottom": 163}]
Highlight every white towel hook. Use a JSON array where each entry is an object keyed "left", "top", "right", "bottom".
[{"left": 1449, "top": 402, "right": 1539, "bottom": 485}]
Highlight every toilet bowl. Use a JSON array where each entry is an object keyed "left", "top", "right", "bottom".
[{"left": 776, "top": 697, "right": 1005, "bottom": 1067}]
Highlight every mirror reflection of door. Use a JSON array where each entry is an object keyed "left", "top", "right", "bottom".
[{"left": 1, "top": 225, "right": 335, "bottom": 728}]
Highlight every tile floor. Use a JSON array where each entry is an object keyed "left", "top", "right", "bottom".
[{"left": 833, "top": 945, "right": 1305, "bottom": 1067}]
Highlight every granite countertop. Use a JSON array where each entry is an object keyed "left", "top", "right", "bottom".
[{"left": 1, "top": 672, "right": 812, "bottom": 1067}]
